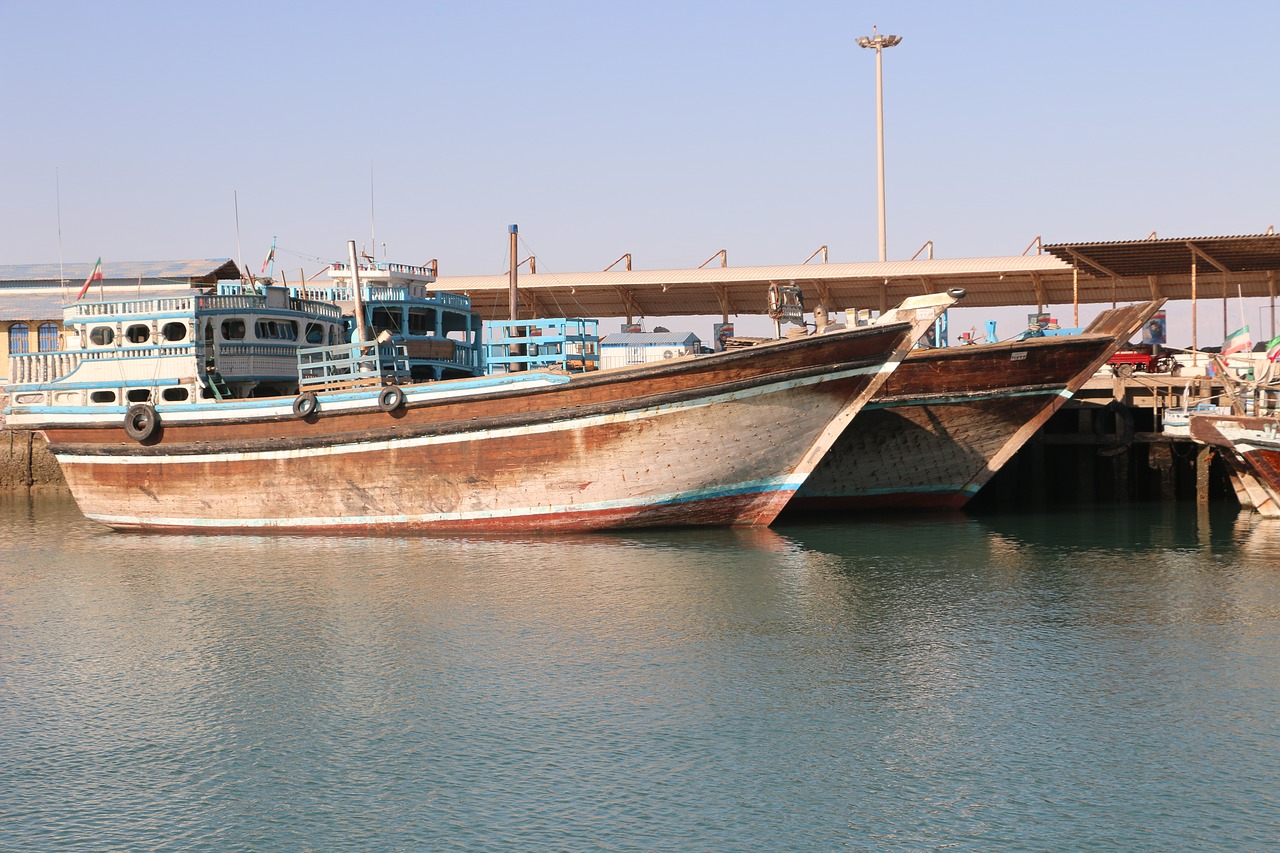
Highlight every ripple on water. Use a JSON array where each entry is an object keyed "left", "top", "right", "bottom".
[{"left": 0, "top": 495, "right": 1278, "bottom": 850}]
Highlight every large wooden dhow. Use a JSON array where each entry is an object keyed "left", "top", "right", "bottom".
[
  {"left": 788, "top": 300, "right": 1165, "bottom": 511},
  {"left": 5, "top": 260, "right": 955, "bottom": 533}
]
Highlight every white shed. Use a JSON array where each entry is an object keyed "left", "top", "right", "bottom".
[{"left": 599, "top": 331, "right": 702, "bottom": 369}]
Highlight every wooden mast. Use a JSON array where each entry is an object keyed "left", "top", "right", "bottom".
[{"left": 348, "top": 240, "right": 370, "bottom": 342}]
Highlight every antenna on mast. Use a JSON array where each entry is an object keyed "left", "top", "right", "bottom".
[{"left": 370, "top": 163, "right": 377, "bottom": 260}]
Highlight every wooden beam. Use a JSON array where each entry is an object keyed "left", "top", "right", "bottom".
[
  {"left": 1186, "top": 241, "right": 1231, "bottom": 274},
  {"left": 711, "top": 283, "right": 733, "bottom": 324},
  {"left": 1030, "top": 271, "right": 1047, "bottom": 313},
  {"left": 809, "top": 278, "right": 835, "bottom": 308},
  {"left": 1064, "top": 248, "right": 1124, "bottom": 280},
  {"left": 613, "top": 286, "right": 644, "bottom": 324}
]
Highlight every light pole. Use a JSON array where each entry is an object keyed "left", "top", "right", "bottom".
[{"left": 856, "top": 26, "right": 902, "bottom": 262}]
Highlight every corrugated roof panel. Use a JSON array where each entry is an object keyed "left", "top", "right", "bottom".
[
  {"left": 1043, "top": 233, "right": 1280, "bottom": 277},
  {"left": 600, "top": 332, "right": 702, "bottom": 346},
  {"left": 0, "top": 259, "right": 241, "bottom": 284},
  {"left": 0, "top": 286, "right": 192, "bottom": 321},
  {"left": 435, "top": 255, "right": 1073, "bottom": 292}
]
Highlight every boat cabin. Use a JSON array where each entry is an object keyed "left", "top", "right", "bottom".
[{"left": 6, "top": 260, "right": 487, "bottom": 409}]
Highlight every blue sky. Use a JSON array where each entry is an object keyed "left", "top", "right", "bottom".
[{"left": 1, "top": 1, "right": 1276, "bottom": 340}]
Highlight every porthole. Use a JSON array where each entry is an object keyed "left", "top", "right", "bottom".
[
  {"left": 162, "top": 387, "right": 190, "bottom": 402},
  {"left": 162, "top": 322, "right": 187, "bottom": 342},
  {"left": 89, "top": 326, "right": 115, "bottom": 346},
  {"left": 221, "top": 319, "right": 246, "bottom": 340},
  {"left": 126, "top": 389, "right": 152, "bottom": 403},
  {"left": 125, "top": 324, "right": 151, "bottom": 344},
  {"left": 89, "top": 390, "right": 117, "bottom": 404}
]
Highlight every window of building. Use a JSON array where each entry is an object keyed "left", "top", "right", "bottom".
[
  {"left": 37, "top": 323, "right": 59, "bottom": 352},
  {"left": 8, "top": 323, "right": 29, "bottom": 354}
]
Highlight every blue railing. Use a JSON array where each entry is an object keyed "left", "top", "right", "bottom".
[
  {"left": 297, "top": 341, "right": 410, "bottom": 390},
  {"left": 484, "top": 318, "right": 600, "bottom": 374}
]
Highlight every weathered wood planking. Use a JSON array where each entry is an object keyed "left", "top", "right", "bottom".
[
  {"left": 42, "top": 321, "right": 921, "bottom": 533},
  {"left": 791, "top": 301, "right": 1165, "bottom": 511}
]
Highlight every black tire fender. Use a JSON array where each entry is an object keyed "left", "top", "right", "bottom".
[
  {"left": 123, "top": 403, "right": 160, "bottom": 442},
  {"left": 292, "top": 391, "right": 319, "bottom": 418},
  {"left": 377, "top": 386, "right": 405, "bottom": 412}
]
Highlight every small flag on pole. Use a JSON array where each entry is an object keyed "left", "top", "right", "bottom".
[
  {"left": 1266, "top": 334, "right": 1280, "bottom": 362},
  {"left": 1222, "top": 325, "right": 1252, "bottom": 356},
  {"left": 260, "top": 238, "right": 276, "bottom": 277},
  {"left": 76, "top": 257, "right": 103, "bottom": 301}
]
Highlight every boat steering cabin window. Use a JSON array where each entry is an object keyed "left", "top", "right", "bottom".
[
  {"left": 254, "top": 319, "right": 298, "bottom": 341},
  {"left": 89, "top": 326, "right": 115, "bottom": 346},
  {"left": 125, "top": 324, "right": 151, "bottom": 344},
  {"left": 162, "top": 322, "right": 188, "bottom": 342},
  {"left": 221, "top": 319, "right": 246, "bottom": 340},
  {"left": 304, "top": 322, "right": 325, "bottom": 344}
]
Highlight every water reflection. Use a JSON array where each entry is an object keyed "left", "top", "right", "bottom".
[{"left": 2, "top": 493, "right": 1278, "bottom": 851}]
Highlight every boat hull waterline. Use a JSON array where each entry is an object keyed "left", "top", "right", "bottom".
[{"left": 36, "top": 320, "right": 931, "bottom": 533}]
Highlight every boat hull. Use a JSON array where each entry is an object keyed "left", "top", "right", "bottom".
[
  {"left": 34, "top": 323, "right": 918, "bottom": 533},
  {"left": 1189, "top": 414, "right": 1280, "bottom": 518},
  {"left": 789, "top": 301, "right": 1164, "bottom": 512}
]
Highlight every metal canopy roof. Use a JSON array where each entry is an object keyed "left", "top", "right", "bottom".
[
  {"left": 437, "top": 234, "right": 1280, "bottom": 323},
  {"left": 0, "top": 287, "right": 190, "bottom": 322},
  {"left": 437, "top": 255, "right": 1085, "bottom": 320},
  {"left": 0, "top": 259, "right": 241, "bottom": 286},
  {"left": 1043, "top": 233, "right": 1280, "bottom": 278}
]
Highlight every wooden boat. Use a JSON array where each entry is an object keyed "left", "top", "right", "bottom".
[
  {"left": 4, "top": 252, "right": 955, "bottom": 533},
  {"left": 787, "top": 300, "right": 1165, "bottom": 511},
  {"left": 1187, "top": 413, "right": 1280, "bottom": 518}
]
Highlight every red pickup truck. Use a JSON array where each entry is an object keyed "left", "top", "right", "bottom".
[{"left": 1107, "top": 346, "right": 1180, "bottom": 378}]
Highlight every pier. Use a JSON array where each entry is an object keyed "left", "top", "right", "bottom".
[{"left": 978, "top": 372, "right": 1238, "bottom": 510}]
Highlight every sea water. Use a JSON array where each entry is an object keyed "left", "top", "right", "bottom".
[{"left": 1, "top": 493, "right": 1277, "bottom": 851}]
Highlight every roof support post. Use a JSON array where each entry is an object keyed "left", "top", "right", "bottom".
[
  {"left": 1191, "top": 254, "right": 1198, "bottom": 365},
  {"left": 1269, "top": 271, "right": 1277, "bottom": 340},
  {"left": 613, "top": 286, "right": 643, "bottom": 325},
  {"left": 698, "top": 250, "right": 727, "bottom": 269},
  {"left": 1148, "top": 275, "right": 1161, "bottom": 300},
  {"left": 878, "top": 280, "right": 889, "bottom": 315},
  {"left": 1224, "top": 271, "right": 1229, "bottom": 341},
  {"left": 1069, "top": 266, "right": 1075, "bottom": 324},
  {"left": 813, "top": 280, "right": 836, "bottom": 310},
  {"left": 711, "top": 284, "right": 732, "bottom": 324},
  {"left": 1187, "top": 242, "right": 1232, "bottom": 341},
  {"left": 1033, "top": 271, "right": 1049, "bottom": 317}
]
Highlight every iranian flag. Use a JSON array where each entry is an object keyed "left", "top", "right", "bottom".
[
  {"left": 1266, "top": 334, "right": 1280, "bottom": 362},
  {"left": 1222, "top": 325, "right": 1252, "bottom": 356},
  {"left": 76, "top": 257, "right": 103, "bottom": 301}
]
